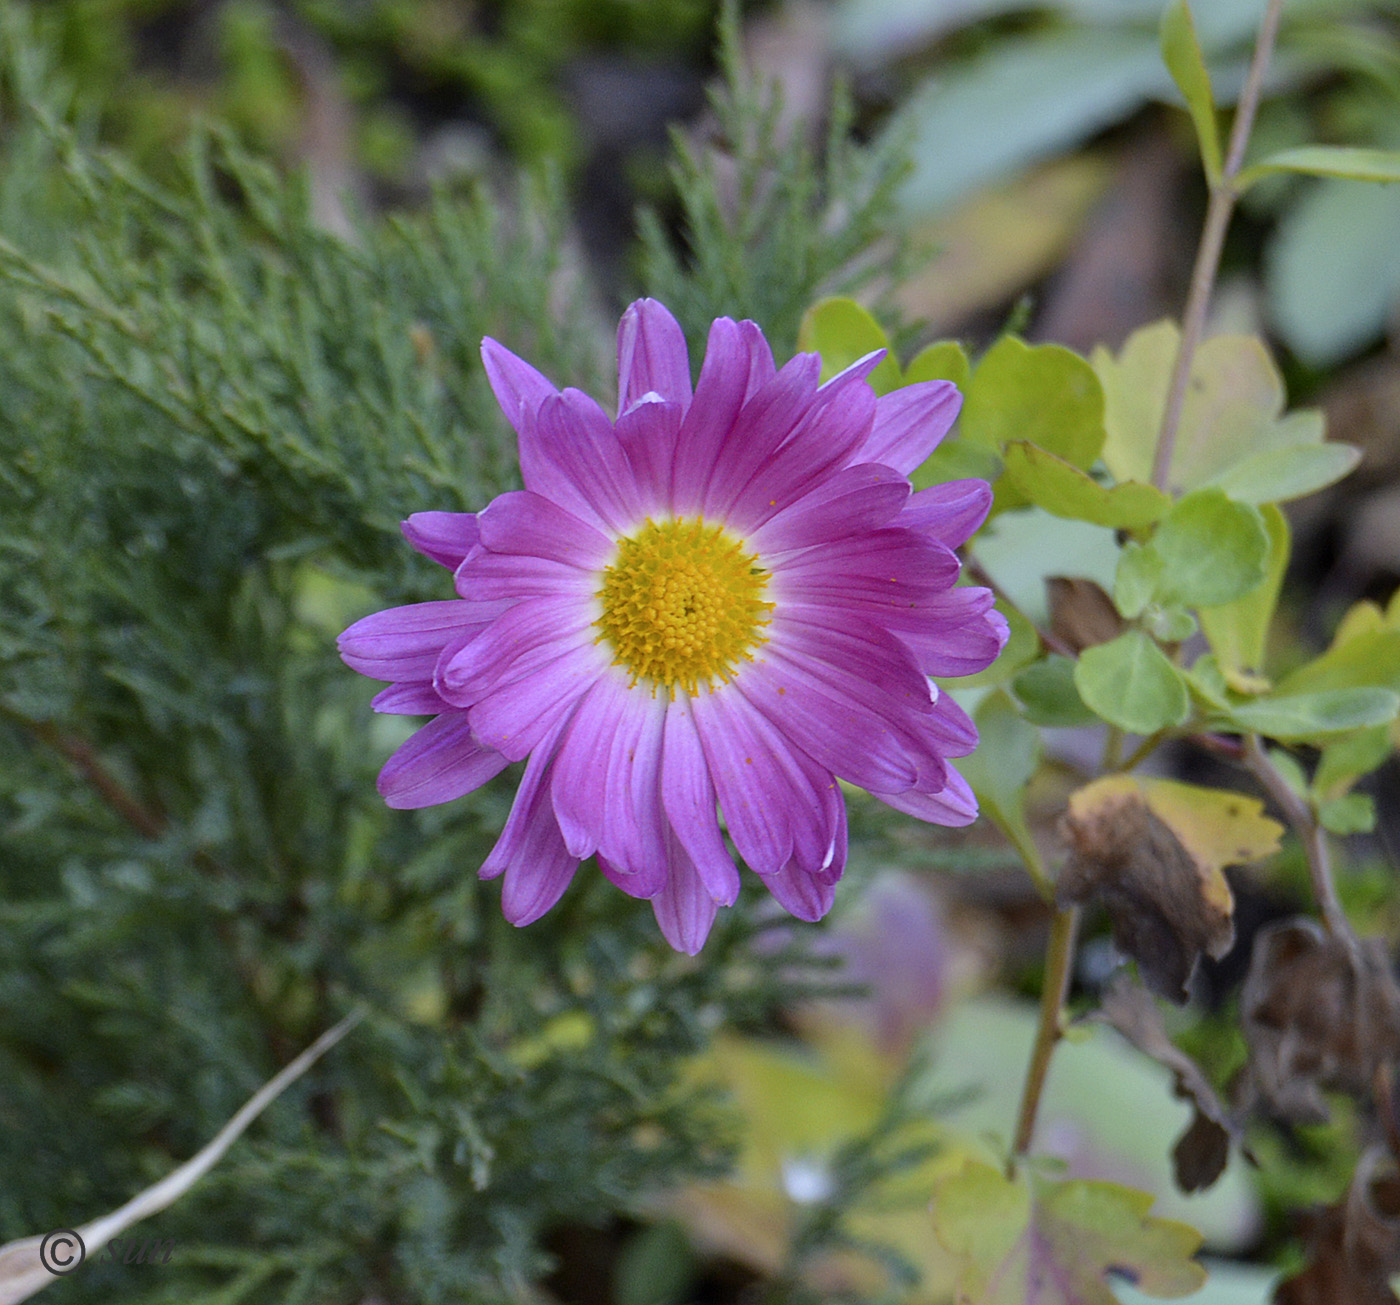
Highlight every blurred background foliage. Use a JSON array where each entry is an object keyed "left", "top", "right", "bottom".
[{"left": 1, "top": 0, "right": 1399, "bottom": 1303}]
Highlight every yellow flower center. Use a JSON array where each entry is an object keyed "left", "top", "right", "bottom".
[{"left": 595, "top": 517, "right": 774, "bottom": 695}]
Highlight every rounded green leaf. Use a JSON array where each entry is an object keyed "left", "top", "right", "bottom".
[
  {"left": 961, "top": 335, "right": 1106, "bottom": 469},
  {"left": 1001, "top": 440, "right": 1170, "bottom": 529},
  {"left": 1153, "top": 488, "right": 1270, "bottom": 609},
  {"left": 905, "top": 339, "right": 971, "bottom": 392},
  {"left": 1014, "top": 655, "right": 1098, "bottom": 727},
  {"left": 1114, "top": 540, "right": 1165, "bottom": 619},
  {"left": 796, "top": 296, "right": 902, "bottom": 394},
  {"left": 1075, "top": 631, "right": 1192, "bottom": 735}
]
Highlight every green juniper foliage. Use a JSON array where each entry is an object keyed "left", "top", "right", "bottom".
[{"left": 0, "top": 4, "right": 912, "bottom": 1301}]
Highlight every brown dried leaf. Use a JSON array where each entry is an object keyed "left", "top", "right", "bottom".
[
  {"left": 1275, "top": 1149, "right": 1400, "bottom": 1305},
  {"left": 1240, "top": 919, "right": 1400, "bottom": 1123},
  {"left": 1047, "top": 576, "right": 1124, "bottom": 654},
  {"left": 1096, "top": 977, "right": 1246, "bottom": 1194}
]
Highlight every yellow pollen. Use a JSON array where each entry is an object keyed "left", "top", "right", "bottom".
[{"left": 595, "top": 517, "right": 773, "bottom": 695}]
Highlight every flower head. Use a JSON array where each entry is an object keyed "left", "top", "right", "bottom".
[{"left": 339, "top": 300, "right": 1006, "bottom": 952}]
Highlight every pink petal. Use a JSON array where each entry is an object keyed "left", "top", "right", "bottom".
[
  {"left": 668, "top": 317, "right": 752, "bottom": 515},
  {"left": 618, "top": 299, "right": 692, "bottom": 413},
  {"left": 377, "top": 712, "right": 510, "bottom": 809},
  {"left": 550, "top": 678, "right": 668, "bottom": 894},
  {"left": 524, "top": 391, "right": 644, "bottom": 535},
  {"left": 750, "top": 462, "right": 910, "bottom": 556},
  {"left": 774, "top": 528, "right": 960, "bottom": 596},
  {"left": 465, "top": 642, "right": 603, "bottom": 761},
  {"left": 900, "top": 480, "right": 993, "bottom": 549},
  {"left": 907, "top": 606, "right": 1009, "bottom": 678},
  {"left": 616, "top": 396, "right": 684, "bottom": 518},
  {"left": 475, "top": 490, "right": 614, "bottom": 570},
  {"left": 738, "top": 319, "right": 776, "bottom": 400},
  {"left": 761, "top": 859, "right": 838, "bottom": 922},
  {"left": 402, "top": 512, "right": 480, "bottom": 570},
  {"left": 338, "top": 601, "right": 482, "bottom": 682},
  {"left": 454, "top": 548, "right": 591, "bottom": 604},
  {"left": 480, "top": 715, "right": 568, "bottom": 879},
  {"left": 661, "top": 697, "right": 742, "bottom": 906},
  {"left": 372, "top": 682, "right": 448, "bottom": 714},
  {"left": 873, "top": 764, "right": 978, "bottom": 827},
  {"left": 652, "top": 828, "right": 721, "bottom": 954},
  {"left": 481, "top": 337, "right": 559, "bottom": 435},
  {"left": 855, "top": 381, "right": 962, "bottom": 474}
]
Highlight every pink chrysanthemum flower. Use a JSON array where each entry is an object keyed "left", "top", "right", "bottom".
[{"left": 339, "top": 300, "right": 1007, "bottom": 953}]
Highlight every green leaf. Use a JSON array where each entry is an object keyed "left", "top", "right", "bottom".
[
  {"left": 1152, "top": 488, "right": 1269, "bottom": 609},
  {"left": 1199, "top": 503, "right": 1289, "bottom": 689},
  {"left": 1317, "top": 793, "right": 1377, "bottom": 837},
  {"left": 1267, "top": 176, "right": 1400, "bottom": 366},
  {"left": 933, "top": 1159, "right": 1207, "bottom": 1305},
  {"left": 1239, "top": 145, "right": 1400, "bottom": 189},
  {"left": 905, "top": 339, "right": 971, "bottom": 392},
  {"left": 961, "top": 335, "right": 1106, "bottom": 469},
  {"left": 1160, "top": 1, "right": 1222, "bottom": 183},
  {"left": 958, "top": 691, "right": 1045, "bottom": 882},
  {"left": 1275, "top": 629, "right": 1400, "bottom": 698},
  {"left": 1001, "top": 441, "right": 1169, "bottom": 529},
  {"left": 797, "top": 296, "right": 902, "bottom": 394},
  {"left": 912, "top": 438, "right": 1003, "bottom": 491},
  {"left": 1075, "top": 631, "right": 1191, "bottom": 735},
  {"left": 1014, "top": 655, "right": 1098, "bottom": 727},
  {"left": 1204, "top": 441, "right": 1360, "bottom": 505},
  {"left": 1314, "top": 724, "right": 1394, "bottom": 798},
  {"left": 1216, "top": 688, "right": 1400, "bottom": 741},
  {"left": 1113, "top": 540, "right": 1164, "bottom": 620}
]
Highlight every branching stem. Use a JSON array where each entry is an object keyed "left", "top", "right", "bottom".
[
  {"left": 1151, "top": 0, "right": 1286, "bottom": 490},
  {"left": 1009, "top": 907, "right": 1079, "bottom": 1173}
]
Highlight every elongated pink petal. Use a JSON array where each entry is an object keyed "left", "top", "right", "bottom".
[
  {"left": 738, "top": 319, "right": 776, "bottom": 400},
  {"left": 475, "top": 490, "right": 614, "bottom": 569},
  {"left": 616, "top": 396, "right": 684, "bottom": 518},
  {"left": 550, "top": 678, "right": 668, "bottom": 893},
  {"left": 652, "top": 828, "right": 721, "bottom": 954},
  {"left": 855, "top": 381, "right": 962, "bottom": 474},
  {"left": 661, "top": 697, "right": 741, "bottom": 906},
  {"left": 466, "top": 642, "right": 604, "bottom": 761},
  {"left": 873, "top": 765, "right": 978, "bottom": 826},
  {"left": 436, "top": 593, "right": 595, "bottom": 706},
  {"left": 378, "top": 712, "right": 510, "bottom": 809},
  {"left": 774, "top": 528, "right": 960, "bottom": 595},
  {"left": 454, "top": 548, "right": 591, "bottom": 604},
  {"left": 668, "top": 317, "right": 751, "bottom": 514},
  {"left": 901, "top": 479, "right": 993, "bottom": 549},
  {"left": 761, "top": 860, "right": 838, "bottom": 922},
  {"left": 908, "top": 607, "right": 1009, "bottom": 677},
  {"left": 481, "top": 337, "right": 559, "bottom": 434},
  {"left": 618, "top": 299, "right": 692, "bottom": 413},
  {"left": 402, "top": 512, "right": 480, "bottom": 570},
  {"left": 750, "top": 463, "right": 910, "bottom": 555},
  {"left": 339, "top": 601, "right": 483, "bottom": 682},
  {"left": 524, "top": 390, "right": 644, "bottom": 535},
  {"left": 372, "top": 681, "right": 448, "bottom": 714},
  {"left": 480, "top": 715, "right": 568, "bottom": 879}
]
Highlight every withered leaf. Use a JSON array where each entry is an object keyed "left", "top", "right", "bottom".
[
  {"left": 1096, "top": 977, "right": 1248, "bottom": 1194},
  {"left": 1240, "top": 919, "right": 1400, "bottom": 1123},
  {"left": 1047, "top": 576, "right": 1124, "bottom": 654},
  {"left": 1058, "top": 778, "right": 1281, "bottom": 1002},
  {"left": 1276, "top": 1149, "right": 1400, "bottom": 1305}
]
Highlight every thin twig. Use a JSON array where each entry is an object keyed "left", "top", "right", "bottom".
[
  {"left": 1009, "top": 907, "right": 1079, "bottom": 1172},
  {"left": 1241, "top": 734, "right": 1356, "bottom": 946},
  {"left": 1151, "top": 0, "right": 1287, "bottom": 490}
]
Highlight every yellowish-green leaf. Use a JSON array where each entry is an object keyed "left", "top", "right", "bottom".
[
  {"left": 1318, "top": 792, "right": 1376, "bottom": 836},
  {"left": 1238, "top": 144, "right": 1400, "bottom": 190},
  {"left": 1001, "top": 441, "right": 1170, "bottom": 529},
  {"left": 1074, "top": 631, "right": 1191, "bottom": 735},
  {"left": 1113, "top": 540, "right": 1164, "bottom": 620},
  {"left": 1160, "top": 0, "right": 1221, "bottom": 183},
  {"left": 1275, "top": 601, "right": 1400, "bottom": 696},
  {"left": 904, "top": 339, "right": 971, "bottom": 392},
  {"left": 933, "top": 1159, "right": 1207, "bottom": 1305},
  {"left": 1204, "top": 439, "right": 1359, "bottom": 505},
  {"left": 1152, "top": 489, "right": 1270, "bottom": 609},
  {"left": 798, "top": 297, "right": 903, "bottom": 394},
  {"left": 961, "top": 335, "right": 1106, "bottom": 469},
  {"left": 1314, "top": 723, "right": 1394, "bottom": 798},
  {"left": 1216, "top": 688, "right": 1400, "bottom": 741},
  {"left": 1199, "top": 503, "right": 1289, "bottom": 691}
]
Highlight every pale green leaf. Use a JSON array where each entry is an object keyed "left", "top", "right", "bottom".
[
  {"left": 1114, "top": 540, "right": 1164, "bottom": 619},
  {"left": 1318, "top": 793, "right": 1377, "bottom": 836},
  {"left": 1014, "top": 655, "right": 1097, "bottom": 727},
  {"left": 1075, "top": 631, "right": 1191, "bottom": 734},
  {"left": 904, "top": 339, "right": 971, "bottom": 391},
  {"left": 961, "top": 335, "right": 1106, "bottom": 469},
  {"left": 1204, "top": 439, "right": 1358, "bottom": 505},
  {"left": 1160, "top": 1, "right": 1222, "bottom": 183},
  {"left": 1314, "top": 724, "right": 1394, "bottom": 798},
  {"left": 1001, "top": 441, "right": 1170, "bottom": 529},
  {"left": 1240, "top": 145, "right": 1400, "bottom": 189},
  {"left": 1199, "top": 503, "right": 1289, "bottom": 687},
  {"left": 1275, "top": 628, "right": 1400, "bottom": 697},
  {"left": 1217, "top": 688, "right": 1400, "bottom": 741},
  {"left": 958, "top": 691, "right": 1045, "bottom": 880},
  {"left": 797, "top": 296, "right": 902, "bottom": 394},
  {"left": 1153, "top": 489, "right": 1269, "bottom": 609}
]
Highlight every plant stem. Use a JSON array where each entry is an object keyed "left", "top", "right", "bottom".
[
  {"left": 1241, "top": 733, "right": 1356, "bottom": 946},
  {"left": 1151, "top": 0, "right": 1287, "bottom": 490},
  {"left": 1009, "top": 907, "right": 1079, "bottom": 1173}
]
